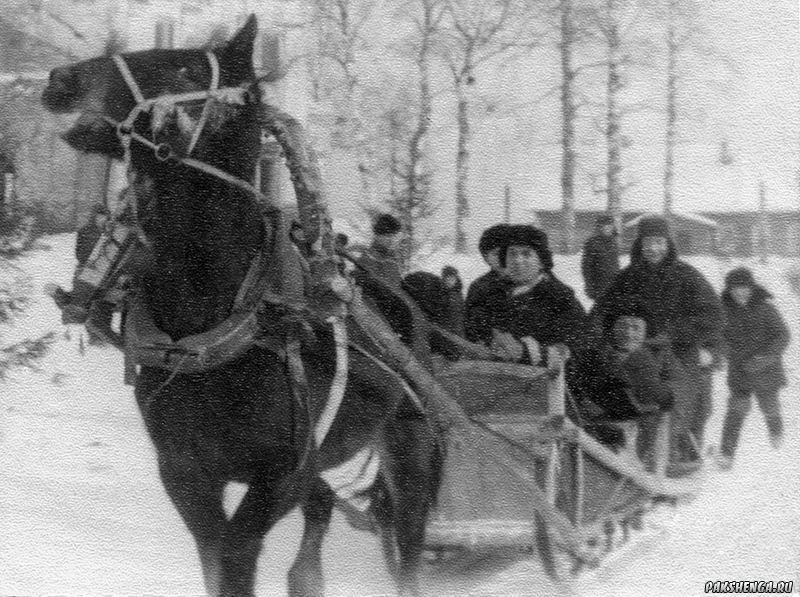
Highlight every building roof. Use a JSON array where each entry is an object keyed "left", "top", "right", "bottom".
[{"left": 622, "top": 211, "right": 719, "bottom": 229}]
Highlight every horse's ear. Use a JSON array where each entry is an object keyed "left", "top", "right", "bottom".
[{"left": 220, "top": 15, "right": 257, "bottom": 79}]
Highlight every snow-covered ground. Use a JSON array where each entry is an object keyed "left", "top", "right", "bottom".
[{"left": 1, "top": 234, "right": 798, "bottom": 596}]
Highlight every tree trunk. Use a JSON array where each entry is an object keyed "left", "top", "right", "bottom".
[
  {"left": 605, "top": 2, "right": 624, "bottom": 227},
  {"left": 663, "top": 0, "right": 677, "bottom": 216},
  {"left": 397, "top": 0, "right": 437, "bottom": 269},
  {"left": 454, "top": 78, "right": 470, "bottom": 253},
  {"left": 560, "top": 0, "right": 578, "bottom": 254}
]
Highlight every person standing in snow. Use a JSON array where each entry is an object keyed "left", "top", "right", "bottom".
[
  {"left": 591, "top": 215, "right": 724, "bottom": 465},
  {"left": 717, "top": 267, "right": 791, "bottom": 469},
  {"left": 581, "top": 213, "right": 620, "bottom": 302}
]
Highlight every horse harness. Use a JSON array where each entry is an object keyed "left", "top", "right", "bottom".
[{"left": 86, "top": 51, "right": 360, "bottom": 450}]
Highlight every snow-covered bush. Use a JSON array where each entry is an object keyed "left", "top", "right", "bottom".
[
  {"left": 0, "top": 250, "right": 54, "bottom": 378},
  {"left": 0, "top": 203, "right": 36, "bottom": 257}
]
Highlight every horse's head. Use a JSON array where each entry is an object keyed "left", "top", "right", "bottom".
[
  {"left": 42, "top": 15, "right": 258, "bottom": 159},
  {"left": 44, "top": 17, "right": 270, "bottom": 340}
]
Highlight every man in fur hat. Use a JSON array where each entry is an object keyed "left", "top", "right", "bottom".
[
  {"left": 357, "top": 213, "right": 404, "bottom": 288},
  {"left": 488, "top": 224, "right": 586, "bottom": 365},
  {"left": 352, "top": 213, "right": 413, "bottom": 342},
  {"left": 464, "top": 223, "right": 512, "bottom": 343},
  {"left": 591, "top": 215, "right": 723, "bottom": 464},
  {"left": 581, "top": 213, "right": 619, "bottom": 301}
]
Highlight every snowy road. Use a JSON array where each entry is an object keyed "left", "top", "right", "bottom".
[{"left": 1, "top": 237, "right": 798, "bottom": 596}]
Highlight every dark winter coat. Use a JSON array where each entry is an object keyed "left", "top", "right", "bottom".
[
  {"left": 581, "top": 232, "right": 619, "bottom": 300},
  {"left": 353, "top": 243, "right": 413, "bottom": 347},
  {"left": 464, "top": 270, "right": 512, "bottom": 344},
  {"left": 722, "top": 285, "right": 790, "bottom": 394},
  {"left": 572, "top": 340, "right": 675, "bottom": 421},
  {"left": 356, "top": 242, "right": 403, "bottom": 289},
  {"left": 591, "top": 235, "right": 724, "bottom": 366},
  {"left": 493, "top": 274, "right": 587, "bottom": 357},
  {"left": 401, "top": 271, "right": 462, "bottom": 360}
]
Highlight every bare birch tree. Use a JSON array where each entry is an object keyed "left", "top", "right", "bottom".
[
  {"left": 437, "top": 0, "right": 538, "bottom": 252},
  {"left": 386, "top": 0, "right": 447, "bottom": 267},
  {"left": 305, "top": 0, "right": 384, "bottom": 204},
  {"left": 647, "top": 0, "right": 734, "bottom": 216},
  {"left": 557, "top": 0, "right": 580, "bottom": 252},
  {"left": 580, "top": 0, "right": 650, "bottom": 227}
]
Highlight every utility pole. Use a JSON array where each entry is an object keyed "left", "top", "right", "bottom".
[
  {"left": 503, "top": 184, "right": 511, "bottom": 223},
  {"left": 758, "top": 181, "right": 768, "bottom": 264}
]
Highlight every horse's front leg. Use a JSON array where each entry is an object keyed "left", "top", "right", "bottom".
[
  {"left": 159, "top": 464, "right": 226, "bottom": 597},
  {"left": 219, "top": 470, "right": 311, "bottom": 597},
  {"left": 288, "top": 479, "right": 335, "bottom": 597}
]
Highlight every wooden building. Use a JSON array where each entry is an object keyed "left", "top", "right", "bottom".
[{"left": 534, "top": 210, "right": 800, "bottom": 257}]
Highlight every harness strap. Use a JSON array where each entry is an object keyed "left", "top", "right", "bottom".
[
  {"left": 314, "top": 316, "right": 349, "bottom": 446},
  {"left": 347, "top": 337, "right": 426, "bottom": 414},
  {"left": 100, "top": 112, "right": 283, "bottom": 215},
  {"left": 112, "top": 54, "right": 146, "bottom": 105},
  {"left": 182, "top": 156, "right": 280, "bottom": 209},
  {"left": 111, "top": 53, "right": 250, "bottom": 165},
  {"left": 186, "top": 51, "right": 220, "bottom": 156}
]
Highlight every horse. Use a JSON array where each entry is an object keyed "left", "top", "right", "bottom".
[{"left": 42, "top": 16, "right": 441, "bottom": 597}]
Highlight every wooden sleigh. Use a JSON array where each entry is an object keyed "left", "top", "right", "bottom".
[{"left": 422, "top": 353, "right": 704, "bottom": 577}]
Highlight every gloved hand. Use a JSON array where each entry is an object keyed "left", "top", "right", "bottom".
[
  {"left": 698, "top": 348, "right": 714, "bottom": 368},
  {"left": 490, "top": 329, "right": 525, "bottom": 362}
]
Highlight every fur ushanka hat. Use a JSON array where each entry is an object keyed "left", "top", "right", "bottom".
[
  {"left": 498, "top": 224, "right": 554, "bottom": 271},
  {"left": 637, "top": 215, "right": 671, "bottom": 239},
  {"left": 478, "top": 223, "right": 511, "bottom": 255},
  {"left": 372, "top": 213, "right": 402, "bottom": 236}
]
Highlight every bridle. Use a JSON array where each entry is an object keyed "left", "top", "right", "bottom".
[
  {"left": 110, "top": 51, "right": 228, "bottom": 159},
  {"left": 104, "top": 50, "right": 283, "bottom": 253},
  {"left": 105, "top": 52, "right": 279, "bottom": 210}
]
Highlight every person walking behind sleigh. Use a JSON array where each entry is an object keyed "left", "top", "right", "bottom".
[
  {"left": 717, "top": 267, "right": 790, "bottom": 470},
  {"left": 591, "top": 215, "right": 724, "bottom": 465}
]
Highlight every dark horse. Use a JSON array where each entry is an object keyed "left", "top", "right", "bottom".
[{"left": 42, "top": 16, "right": 440, "bottom": 597}]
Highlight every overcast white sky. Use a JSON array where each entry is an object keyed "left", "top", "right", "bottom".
[{"left": 15, "top": 0, "right": 800, "bottom": 224}]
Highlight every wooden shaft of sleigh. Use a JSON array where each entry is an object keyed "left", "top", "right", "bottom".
[{"left": 342, "top": 288, "right": 598, "bottom": 564}]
